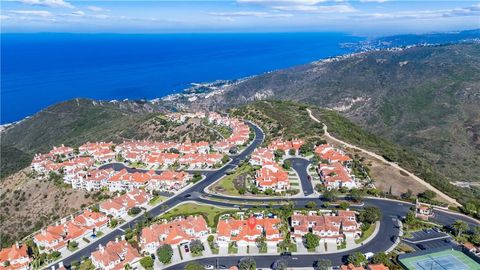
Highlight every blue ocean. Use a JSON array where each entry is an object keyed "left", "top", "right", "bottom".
[{"left": 1, "top": 33, "right": 363, "bottom": 124}]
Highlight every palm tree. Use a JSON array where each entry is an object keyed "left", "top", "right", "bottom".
[{"left": 453, "top": 220, "right": 468, "bottom": 237}]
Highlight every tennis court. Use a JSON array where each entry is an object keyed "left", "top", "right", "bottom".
[{"left": 399, "top": 249, "right": 480, "bottom": 270}]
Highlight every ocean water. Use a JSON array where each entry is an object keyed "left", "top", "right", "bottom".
[{"left": 1, "top": 33, "right": 363, "bottom": 124}]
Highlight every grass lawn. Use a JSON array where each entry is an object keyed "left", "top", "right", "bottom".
[
  {"left": 96, "top": 231, "right": 104, "bottom": 237},
  {"left": 210, "top": 163, "right": 254, "bottom": 196},
  {"left": 192, "top": 252, "right": 203, "bottom": 257},
  {"left": 355, "top": 222, "right": 376, "bottom": 244},
  {"left": 148, "top": 195, "right": 167, "bottom": 206},
  {"left": 159, "top": 203, "right": 234, "bottom": 227},
  {"left": 259, "top": 245, "right": 267, "bottom": 253}
]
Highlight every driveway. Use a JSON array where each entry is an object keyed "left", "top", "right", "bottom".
[
  {"left": 296, "top": 241, "right": 307, "bottom": 253},
  {"left": 326, "top": 242, "right": 337, "bottom": 252},
  {"left": 249, "top": 245, "right": 259, "bottom": 254},
  {"left": 172, "top": 246, "right": 182, "bottom": 263},
  {"left": 202, "top": 240, "right": 213, "bottom": 256},
  {"left": 237, "top": 245, "right": 248, "bottom": 255},
  {"left": 267, "top": 243, "right": 277, "bottom": 254}
]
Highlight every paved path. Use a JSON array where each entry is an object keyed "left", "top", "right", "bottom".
[{"left": 306, "top": 108, "right": 461, "bottom": 207}]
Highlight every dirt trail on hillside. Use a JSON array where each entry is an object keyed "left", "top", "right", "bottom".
[{"left": 306, "top": 108, "right": 461, "bottom": 207}]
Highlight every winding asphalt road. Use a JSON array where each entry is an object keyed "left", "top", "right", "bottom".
[{"left": 54, "top": 121, "right": 480, "bottom": 269}]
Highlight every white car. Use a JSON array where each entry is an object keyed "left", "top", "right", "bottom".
[{"left": 204, "top": 265, "right": 214, "bottom": 270}]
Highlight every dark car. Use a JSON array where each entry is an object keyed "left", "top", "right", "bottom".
[
  {"left": 184, "top": 245, "right": 190, "bottom": 253},
  {"left": 150, "top": 254, "right": 156, "bottom": 260},
  {"left": 281, "top": 252, "right": 292, "bottom": 256}
]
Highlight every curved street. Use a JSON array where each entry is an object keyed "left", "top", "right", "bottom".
[{"left": 54, "top": 121, "right": 479, "bottom": 269}]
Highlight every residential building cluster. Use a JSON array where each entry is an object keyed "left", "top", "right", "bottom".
[
  {"left": 166, "top": 112, "right": 252, "bottom": 154},
  {"left": 91, "top": 238, "right": 141, "bottom": 270},
  {"left": 315, "top": 144, "right": 357, "bottom": 190},
  {"left": 31, "top": 189, "right": 150, "bottom": 255},
  {"left": 291, "top": 210, "right": 361, "bottom": 245},
  {"left": 216, "top": 215, "right": 282, "bottom": 248},
  {"left": 0, "top": 243, "right": 31, "bottom": 270},
  {"left": 99, "top": 189, "right": 151, "bottom": 218},
  {"left": 248, "top": 139, "right": 304, "bottom": 193},
  {"left": 30, "top": 113, "right": 252, "bottom": 193},
  {"left": 140, "top": 215, "right": 209, "bottom": 254},
  {"left": 33, "top": 210, "right": 109, "bottom": 252}
]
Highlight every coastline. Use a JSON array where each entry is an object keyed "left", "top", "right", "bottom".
[{"left": 2, "top": 33, "right": 478, "bottom": 127}]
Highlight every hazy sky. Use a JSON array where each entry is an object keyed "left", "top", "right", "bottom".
[{"left": 1, "top": 0, "right": 479, "bottom": 35}]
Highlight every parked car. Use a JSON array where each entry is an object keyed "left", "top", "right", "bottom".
[
  {"left": 184, "top": 245, "right": 190, "bottom": 253},
  {"left": 281, "top": 251, "right": 292, "bottom": 256},
  {"left": 204, "top": 265, "right": 214, "bottom": 270}
]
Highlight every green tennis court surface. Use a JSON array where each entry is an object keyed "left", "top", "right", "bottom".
[{"left": 400, "top": 249, "right": 480, "bottom": 270}]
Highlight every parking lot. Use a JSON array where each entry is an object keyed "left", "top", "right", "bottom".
[{"left": 403, "top": 229, "right": 453, "bottom": 251}]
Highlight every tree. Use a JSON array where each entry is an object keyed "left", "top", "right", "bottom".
[
  {"left": 304, "top": 233, "right": 320, "bottom": 250},
  {"left": 470, "top": 227, "right": 480, "bottom": 245},
  {"left": 339, "top": 202, "right": 350, "bottom": 210},
  {"left": 222, "top": 155, "right": 230, "bottom": 164},
  {"left": 315, "top": 259, "right": 332, "bottom": 270},
  {"left": 189, "top": 239, "right": 204, "bottom": 255},
  {"left": 300, "top": 143, "right": 312, "bottom": 155},
  {"left": 453, "top": 220, "right": 469, "bottom": 237},
  {"left": 207, "top": 235, "right": 215, "bottom": 245},
  {"left": 192, "top": 172, "right": 202, "bottom": 183},
  {"left": 264, "top": 189, "right": 274, "bottom": 196},
  {"left": 272, "top": 259, "right": 288, "bottom": 270},
  {"left": 371, "top": 252, "right": 391, "bottom": 266},
  {"left": 306, "top": 201, "right": 317, "bottom": 209},
  {"left": 90, "top": 204, "right": 100, "bottom": 212},
  {"left": 463, "top": 202, "right": 477, "bottom": 216},
  {"left": 359, "top": 207, "right": 382, "bottom": 224},
  {"left": 139, "top": 256, "right": 154, "bottom": 270},
  {"left": 349, "top": 189, "right": 364, "bottom": 203},
  {"left": 401, "top": 189, "right": 413, "bottom": 200},
  {"left": 405, "top": 211, "right": 417, "bottom": 226},
  {"left": 274, "top": 150, "right": 285, "bottom": 159},
  {"left": 419, "top": 190, "right": 436, "bottom": 201},
  {"left": 283, "top": 160, "right": 292, "bottom": 170},
  {"left": 256, "top": 236, "right": 266, "bottom": 251},
  {"left": 323, "top": 189, "right": 337, "bottom": 202},
  {"left": 184, "top": 262, "right": 204, "bottom": 270},
  {"left": 128, "top": 207, "right": 141, "bottom": 215},
  {"left": 289, "top": 149, "right": 296, "bottom": 156},
  {"left": 347, "top": 252, "right": 367, "bottom": 267},
  {"left": 238, "top": 257, "right": 256, "bottom": 270},
  {"left": 156, "top": 244, "right": 173, "bottom": 264}
]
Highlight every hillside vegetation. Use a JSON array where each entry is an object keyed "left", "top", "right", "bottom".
[
  {"left": 178, "top": 43, "right": 480, "bottom": 187},
  {"left": 0, "top": 98, "right": 220, "bottom": 178},
  {"left": 230, "top": 100, "right": 325, "bottom": 145},
  {"left": 233, "top": 101, "right": 479, "bottom": 211},
  {"left": 310, "top": 107, "right": 480, "bottom": 209}
]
